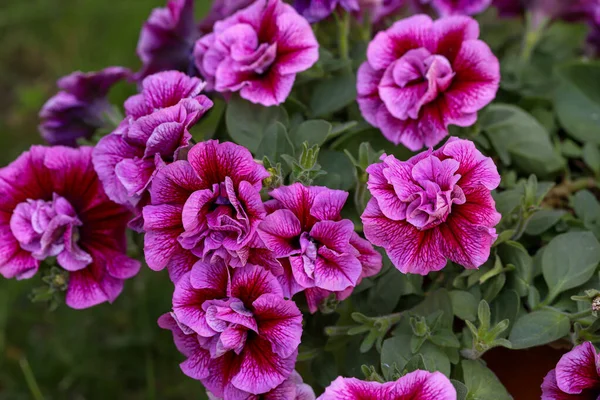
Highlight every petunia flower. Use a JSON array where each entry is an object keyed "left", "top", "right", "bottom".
[
  {"left": 206, "top": 370, "right": 316, "bottom": 400},
  {"left": 318, "top": 371, "right": 456, "bottom": 399},
  {"left": 159, "top": 261, "right": 303, "bottom": 398},
  {"left": 199, "top": 0, "right": 255, "bottom": 33},
  {"left": 293, "top": 0, "right": 360, "bottom": 22},
  {"left": 0, "top": 146, "right": 140, "bottom": 309},
  {"left": 541, "top": 341, "right": 600, "bottom": 399},
  {"left": 142, "top": 140, "right": 270, "bottom": 282},
  {"left": 39, "top": 67, "right": 130, "bottom": 146},
  {"left": 356, "top": 14, "right": 499, "bottom": 151},
  {"left": 258, "top": 184, "right": 373, "bottom": 307},
  {"left": 135, "top": 0, "right": 199, "bottom": 79},
  {"left": 430, "top": 0, "right": 492, "bottom": 16},
  {"left": 92, "top": 71, "right": 212, "bottom": 229},
  {"left": 361, "top": 137, "right": 501, "bottom": 275},
  {"left": 194, "top": 0, "right": 319, "bottom": 106}
]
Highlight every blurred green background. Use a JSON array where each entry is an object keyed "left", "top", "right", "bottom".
[{"left": 0, "top": 0, "right": 214, "bottom": 398}]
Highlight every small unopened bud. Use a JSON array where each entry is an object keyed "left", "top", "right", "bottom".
[{"left": 592, "top": 296, "right": 600, "bottom": 312}]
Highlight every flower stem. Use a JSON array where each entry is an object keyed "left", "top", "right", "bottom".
[
  {"left": 335, "top": 11, "right": 351, "bottom": 62},
  {"left": 19, "top": 356, "right": 44, "bottom": 400}
]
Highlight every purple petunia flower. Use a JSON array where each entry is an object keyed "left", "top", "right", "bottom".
[
  {"left": 361, "top": 137, "right": 501, "bottom": 275},
  {"left": 429, "top": 0, "right": 492, "bottom": 16},
  {"left": 293, "top": 0, "right": 359, "bottom": 22},
  {"left": 207, "top": 370, "right": 316, "bottom": 400},
  {"left": 39, "top": 67, "right": 130, "bottom": 146},
  {"left": 194, "top": 0, "right": 319, "bottom": 106},
  {"left": 142, "top": 140, "right": 270, "bottom": 283},
  {"left": 92, "top": 71, "right": 212, "bottom": 230},
  {"left": 136, "top": 0, "right": 199, "bottom": 79},
  {"left": 318, "top": 371, "right": 456, "bottom": 399},
  {"left": 356, "top": 14, "right": 500, "bottom": 151},
  {"left": 159, "top": 261, "right": 303, "bottom": 398},
  {"left": 541, "top": 342, "right": 600, "bottom": 399},
  {"left": 258, "top": 183, "right": 379, "bottom": 311},
  {"left": 0, "top": 146, "right": 140, "bottom": 309},
  {"left": 199, "top": 0, "right": 256, "bottom": 33}
]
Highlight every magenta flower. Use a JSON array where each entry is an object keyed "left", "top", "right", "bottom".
[
  {"left": 361, "top": 137, "right": 501, "bottom": 275},
  {"left": 92, "top": 71, "right": 212, "bottom": 229},
  {"left": 356, "top": 14, "right": 499, "bottom": 151},
  {"left": 318, "top": 371, "right": 456, "bottom": 399},
  {"left": 39, "top": 67, "right": 130, "bottom": 146},
  {"left": 135, "top": 0, "right": 199, "bottom": 79},
  {"left": 258, "top": 184, "right": 369, "bottom": 304},
  {"left": 207, "top": 371, "right": 316, "bottom": 400},
  {"left": 0, "top": 146, "right": 140, "bottom": 309},
  {"left": 159, "top": 261, "right": 302, "bottom": 397},
  {"left": 194, "top": 0, "right": 319, "bottom": 106},
  {"left": 430, "top": 0, "right": 492, "bottom": 15},
  {"left": 304, "top": 233, "right": 382, "bottom": 313},
  {"left": 541, "top": 342, "right": 600, "bottom": 399},
  {"left": 142, "top": 140, "right": 270, "bottom": 282}
]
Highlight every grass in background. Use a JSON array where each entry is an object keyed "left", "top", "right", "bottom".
[{"left": 0, "top": 0, "right": 212, "bottom": 398}]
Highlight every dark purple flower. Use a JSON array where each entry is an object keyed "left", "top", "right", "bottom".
[
  {"left": 159, "top": 262, "right": 303, "bottom": 397},
  {"left": 294, "top": 0, "right": 360, "bottom": 22},
  {"left": 199, "top": 0, "right": 255, "bottom": 33},
  {"left": 194, "top": 0, "right": 319, "bottom": 106},
  {"left": 0, "top": 146, "right": 140, "bottom": 309},
  {"left": 430, "top": 0, "right": 492, "bottom": 16},
  {"left": 541, "top": 342, "right": 600, "bottom": 399},
  {"left": 136, "top": 0, "right": 199, "bottom": 79},
  {"left": 92, "top": 71, "right": 212, "bottom": 230},
  {"left": 39, "top": 67, "right": 129, "bottom": 146}
]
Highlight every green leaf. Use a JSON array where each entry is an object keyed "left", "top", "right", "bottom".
[
  {"left": 491, "top": 290, "right": 520, "bottom": 337},
  {"left": 314, "top": 149, "right": 355, "bottom": 190},
  {"left": 451, "top": 379, "right": 469, "bottom": 400},
  {"left": 508, "top": 310, "right": 570, "bottom": 349},
  {"left": 525, "top": 210, "right": 566, "bottom": 235},
  {"left": 310, "top": 74, "right": 357, "bottom": 117},
  {"left": 403, "top": 354, "right": 428, "bottom": 374},
  {"left": 290, "top": 120, "right": 332, "bottom": 149},
  {"left": 449, "top": 290, "right": 478, "bottom": 321},
  {"left": 573, "top": 190, "right": 600, "bottom": 239},
  {"left": 255, "top": 122, "right": 294, "bottom": 162},
  {"left": 583, "top": 143, "right": 600, "bottom": 175},
  {"left": 462, "top": 360, "right": 512, "bottom": 400},
  {"left": 554, "top": 62, "right": 600, "bottom": 144},
  {"left": 430, "top": 329, "right": 460, "bottom": 348},
  {"left": 225, "top": 95, "right": 288, "bottom": 153},
  {"left": 411, "top": 289, "right": 454, "bottom": 330},
  {"left": 480, "top": 104, "right": 564, "bottom": 175},
  {"left": 542, "top": 231, "right": 600, "bottom": 298},
  {"left": 498, "top": 241, "right": 533, "bottom": 297}
]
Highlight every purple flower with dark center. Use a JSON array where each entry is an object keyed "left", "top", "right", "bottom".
[
  {"left": 194, "top": 0, "right": 319, "bottom": 106},
  {"left": 361, "top": 137, "right": 501, "bottom": 275},
  {"left": 257, "top": 184, "right": 367, "bottom": 303},
  {"left": 357, "top": 14, "right": 499, "bottom": 150},
  {"left": 318, "top": 371, "right": 456, "bottom": 399},
  {"left": 142, "top": 140, "right": 270, "bottom": 282},
  {"left": 541, "top": 342, "right": 600, "bottom": 399},
  {"left": 159, "top": 262, "right": 303, "bottom": 397},
  {"left": 0, "top": 146, "right": 140, "bottom": 309},
  {"left": 136, "top": 0, "right": 199, "bottom": 79},
  {"left": 39, "top": 66, "right": 129, "bottom": 146},
  {"left": 92, "top": 71, "right": 212, "bottom": 230}
]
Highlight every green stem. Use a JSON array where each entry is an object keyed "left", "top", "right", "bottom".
[
  {"left": 520, "top": 12, "right": 549, "bottom": 65},
  {"left": 19, "top": 356, "right": 44, "bottom": 400},
  {"left": 569, "top": 309, "right": 593, "bottom": 321},
  {"left": 335, "top": 11, "right": 350, "bottom": 62},
  {"left": 324, "top": 325, "right": 355, "bottom": 336}
]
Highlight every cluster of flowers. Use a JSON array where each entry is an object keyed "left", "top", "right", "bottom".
[{"left": 4, "top": 0, "right": 563, "bottom": 397}]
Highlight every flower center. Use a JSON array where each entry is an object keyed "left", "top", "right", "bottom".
[
  {"left": 403, "top": 155, "right": 466, "bottom": 230},
  {"left": 299, "top": 232, "right": 318, "bottom": 278},
  {"left": 390, "top": 48, "right": 455, "bottom": 120},
  {"left": 9, "top": 193, "right": 92, "bottom": 270},
  {"left": 201, "top": 297, "right": 257, "bottom": 358}
]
